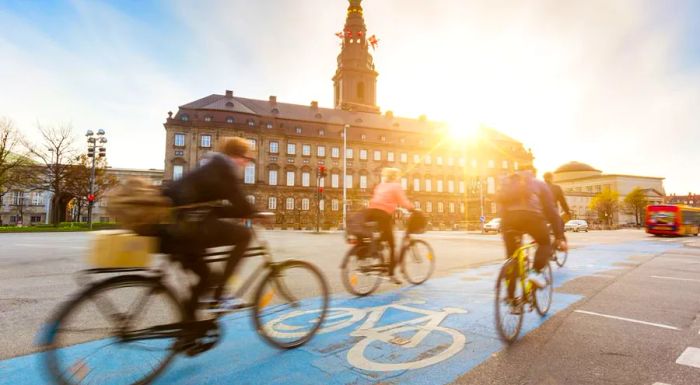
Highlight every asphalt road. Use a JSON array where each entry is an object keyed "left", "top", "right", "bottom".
[{"left": 0, "top": 229, "right": 698, "bottom": 385}]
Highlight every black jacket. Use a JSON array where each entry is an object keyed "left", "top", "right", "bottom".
[
  {"left": 163, "top": 153, "right": 255, "bottom": 218},
  {"left": 545, "top": 182, "right": 571, "bottom": 215}
]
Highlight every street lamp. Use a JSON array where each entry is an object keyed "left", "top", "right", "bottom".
[
  {"left": 342, "top": 124, "right": 349, "bottom": 230},
  {"left": 86, "top": 129, "right": 107, "bottom": 229}
]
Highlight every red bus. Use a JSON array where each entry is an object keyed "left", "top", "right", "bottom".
[{"left": 645, "top": 204, "right": 700, "bottom": 236}]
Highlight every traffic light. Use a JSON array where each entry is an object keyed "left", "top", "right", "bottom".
[
  {"left": 87, "top": 194, "right": 95, "bottom": 203},
  {"left": 318, "top": 165, "right": 327, "bottom": 177},
  {"left": 318, "top": 187, "right": 324, "bottom": 194},
  {"left": 87, "top": 147, "right": 95, "bottom": 158}
]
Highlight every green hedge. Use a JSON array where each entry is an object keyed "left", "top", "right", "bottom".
[{"left": 0, "top": 222, "right": 119, "bottom": 233}]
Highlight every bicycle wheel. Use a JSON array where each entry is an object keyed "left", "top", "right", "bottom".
[
  {"left": 42, "top": 275, "right": 185, "bottom": 385},
  {"left": 341, "top": 244, "right": 383, "bottom": 296},
  {"left": 494, "top": 259, "right": 524, "bottom": 344},
  {"left": 533, "top": 262, "right": 553, "bottom": 316},
  {"left": 400, "top": 239, "right": 436, "bottom": 285},
  {"left": 553, "top": 248, "right": 568, "bottom": 267},
  {"left": 253, "top": 259, "right": 329, "bottom": 349}
]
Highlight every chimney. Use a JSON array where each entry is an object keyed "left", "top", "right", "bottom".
[
  {"left": 269, "top": 95, "right": 277, "bottom": 104},
  {"left": 385, "top": 110, "right": 393, "bottom": 119},
  {"left": 311, "top": 100, "right": 318, "bottom": 109},
  {"left": 225, "top": 90, "right": 233, "bottom": 98}
]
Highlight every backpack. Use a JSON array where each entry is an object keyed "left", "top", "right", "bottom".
[
  {"left": 106, "top": 178, "right": 173, "bottom": 235},
  {"left": 497, "top": 172, "right": 536, "bottom": 208}
]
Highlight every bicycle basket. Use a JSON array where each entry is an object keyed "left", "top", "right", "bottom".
[
  {"left": 87, "top": 230, "right": 158, "bottom": 268},
  {"left": 346, "top": 211, "right": 372, "bottom": 239},
  {"left": 406, "top": 209, "right": 427, "bottom": 234}
]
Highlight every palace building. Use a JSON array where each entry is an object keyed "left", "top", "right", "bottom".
[{"left": 162, "top": 0, "right": 534, "bottom": 230}]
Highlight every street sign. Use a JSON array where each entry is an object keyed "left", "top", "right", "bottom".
[{"left": 480, "top": 216, "right": 485, "bottom": 223}]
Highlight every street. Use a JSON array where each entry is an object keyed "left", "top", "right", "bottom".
[{"left": 1, "top": 230, "right": 699, "bottom": 384}]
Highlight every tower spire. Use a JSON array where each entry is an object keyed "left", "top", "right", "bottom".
[{"left": 333, "top": 0, "right": 380, "bottom": 113}]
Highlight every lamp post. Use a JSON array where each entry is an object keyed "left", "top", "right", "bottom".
[
  {"left": 85, "top": 129, "right": 107, "bottom": 229},
  {"left": 342, "top": 124, "right": 349, "bottom": 230}
]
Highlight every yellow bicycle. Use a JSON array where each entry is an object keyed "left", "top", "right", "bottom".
[{"left": 494, "top": 232, "right": 553, "bottom": 343}]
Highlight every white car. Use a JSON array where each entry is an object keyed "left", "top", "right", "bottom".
[
  {"left": 484, "top": 218, "right": 501, "bottom": 233},
  {"left": 565, "top": 219, "right": 589, "bottom": 232}
]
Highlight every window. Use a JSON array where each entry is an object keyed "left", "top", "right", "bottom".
[
  {"left": 514, "top": 161, "right": 519, "bottom": 170},
  {"left": 301, "top": 144, "right": 311, "bottom": 156},
  {"left": 331, "top": 173, "right": 339, "bottom": 188},
  {"left": 180, "top": 114, "right": 189, "bottom": 122},
  {"left": 331, "top": 147, "right": 340, "bottom": 158},
  {"left": 226, "top": 117, "right": 234, "bottom": 124},
  {"left": 426, "top": 201, "right": 433, "bottom": 213},
  {"left": 400, "top": 153, "right": 408, "bottom": 163},
  {"left": 425, "top": 155, "right": 432, "bottom": 165},
  {"left": 302, "top": 198, "right": 310, "bottom": 210},
  {"left": 246, "top": 138, "right": 256, "bottom": 151},
  {"left": 425, "top": 179, "right": 432, "bottom": 192},
  {"left": 31, "top": 215, "right": 42, "bottom": 223},
  {"left": 449, "top": 202, "right": 455, "bottom": 213},
  {"left": 488, "top": 160, "right": 495, "bottom": 168},
  {"left": 436, "top": 156, "right": 442, "bottom": 165},
  {"left": 268, "top": 197, "right": 277, "bottom": 210},
  {"left": 359, "top": 149, "right": 368, "bottom": 160},
  {"left": 286, "top": 171, "right": 295, "bottom": 186},
  {"left": 413, "top": 178, "right": 420, "bottom": 192},
  {"left": 287, "top": 143, "right": 296, "bottom": 155},
  {"left": 502, "top": 160, "right": 508, "bottom": 169},
  {"left": 373, "top": 150, "right": 381, "bottom": 161},
  {"left": 346, "top": 148, "right": 353, "bottom": 159},
  {"left": 302, "top": 172, "right": 310, "bottom": 187},
  {"left": 345, "top": 174, "right": 353, "bottom": 188},
  {"left": 360, "top": 175, "right": 368, "bottom": 189},
  {"left": 387, "top": 152, "right": 395, "bottom": 162},
  {"left": 204, "top": 116, "right": 212, "bottom": 122},
  {"left": 319, "top": 129, "right": 325, "bottom": 136},
  {"left": 413, "top": 154, "right": 420, "bottom": 164},
  {"left": 11, "top": 191, "right": 23, "bottom": 205},
  {"left": 459, "top": 181, "right": 465, "bottom": 193},
  {"left": 361, "top": 134, "right": 367, "bottom": 140},
  {"left": 319, "top": 176, "right": 325, "bottom": 187},
  {"left": 244, "top": 163, "right": 255, "bottom": 184},
  {"left": 380, "top": 135, "right": 386, "bottom": 142},
  {"left": 295, "top": 127, "right": 302, "bottom": 134},
  {"left": 268, "top": 170, "right": 278, "bottom": 185},
  {"left": 31, "top": 192, "right": 43, "bottom": 206},
  {"left": 437, "top": 202, "right": 444, "bottom": 213},
  {"left": 471, "top": 159, "right": 477, "bottom": 168},
  {"left": 174, "top": 133, "right": 185, "bottom": 147},
  {"left": 317, "top": 145, "right": 326, "bottom": 157},
  {"left": 447, "top": 157, "right": 454, "bottom": 166},
  {"left": 319, "top": 199, "right": 325, "bottom": 211},
  {"left": 269, "top": 141, "right": 279, "bottom": 153},
  {"left": 401, "top": 177, "right": 408, "bottom": 190},
  {"left": 200, "top": 135, "right": 211, "bottom": 148},
  {"left": 437, "top": 180, "right": 443, "bottom": 193},
  {"left": 247, "top": 119, "right": 255, "bottom": 127},
  {"left": 487, "top": 176, "right": 496, "bottom": 194},
  {"left": 266, "top": 122, "right": 273, "bottom": 129},
  {"left": 414, "top": 201, "right": 421, "bottom": 209},
  {"left": 286, "top": 198, "right": 295, "bottom": 210},
  {"left": 173, "top": 165, "right": 184, "bottom": 180},
  {"left": 175, "top": 150, "right": 184, "bottom": 157},
  {"left": 332, "top": 199, "right": 339, "bottom": 211}
]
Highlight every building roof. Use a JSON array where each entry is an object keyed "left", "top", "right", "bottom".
[
  {"left": 554, "top": 161, "right": 601, "bottom": 174},
  {"left": 557, "top": 174, "right": 665, "bottom": 183}
]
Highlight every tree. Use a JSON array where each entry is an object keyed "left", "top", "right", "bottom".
[
  {"left": 64, "top": 154, "right": 118, "bottom": 221},
  {"left": 24, "top": 123, "right": 78, "bottom": 225},
  {"left": 589, "top": 189, "right": 619, "bottom": 227},
  {"left": 0, "top": 117, "right": 32, "bottom": 204},
  {"left": 624, "top": 187, "right": 648, "bottom": 226}
]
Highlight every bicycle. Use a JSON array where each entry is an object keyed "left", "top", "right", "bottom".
[
  {"left": 262, "top": 299, "right": 466, "bottom": 371},
  {"left": 341, "top": 212, "right": 435, "bottom": 296},
  {"left": 550, "top": 236, "right": 568, "bottom": 267},
  {"left": 494, "top": 231, "right": 553, "bottom": 343},
  {"left": 39, "top": 210, "right": 329, "bottom": 385}
]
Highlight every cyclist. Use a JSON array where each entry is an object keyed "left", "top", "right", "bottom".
[
  {"left": 365, "top": 167, "right": 414, "bottom": 284},
  {"left": 543, "top": 171, "right": 571, "bottom": 223},
  {"left": 160, "top": 137, "right": 256, "bottom": 318},
  {"left": 497, "top": 169, "right": 567, "bottom": 289}
]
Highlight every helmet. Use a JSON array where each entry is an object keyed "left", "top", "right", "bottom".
[{"left": 406, "top": 209, "right": 427, "bottom": 234}]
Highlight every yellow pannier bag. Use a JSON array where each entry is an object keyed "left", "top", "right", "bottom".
[{"left": 88, "top": 230, "right": 159, "bottom": 268}]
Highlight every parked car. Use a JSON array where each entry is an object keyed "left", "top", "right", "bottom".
[
  {"left": 565, "top": 219, "right": 589, "bottom": 232},
  {"left": 484, "top": 218, "right": 501, "bottom": 233}
]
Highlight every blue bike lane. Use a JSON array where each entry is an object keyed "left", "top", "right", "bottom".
[{"left": 0, "top": 240, "right": 678, "bottom": 385}]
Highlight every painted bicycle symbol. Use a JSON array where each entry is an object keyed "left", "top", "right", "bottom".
[{"left": 263, "top": 299, "right": 467, "bottom": 371}]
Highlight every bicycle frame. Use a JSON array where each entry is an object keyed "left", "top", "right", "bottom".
[{"left": 508, "top": 242, "right": 538, "bottom": 297}]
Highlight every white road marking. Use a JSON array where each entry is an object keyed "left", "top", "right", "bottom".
[
  {"left": 588, "top": 274, "right": 616, "bottom": 278},
  {"left": 675, "top": 347, "right": 700, "bottom": 369},
  {"left": 650, "top": 275, "right": 700, "bottom": 283},
  {"left": 652, "top": 382, "right": 672, "bottom": 385},
  {"left": 574, "top": 310, "right": 681, "bottom": 331}
]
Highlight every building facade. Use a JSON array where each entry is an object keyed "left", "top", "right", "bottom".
[
  {"left": 665, "top": 193, "right": 699, "bottom": 207},
  {"left": 162, "top": 0, "right": 534, "bottom": 230},
  {"left": 552, "top": 161, "right": 665, "bottom": 225}
]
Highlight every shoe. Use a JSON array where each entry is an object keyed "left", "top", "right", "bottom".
[{"left": 528, "top": 271, "right": 547, "bottom": 289}]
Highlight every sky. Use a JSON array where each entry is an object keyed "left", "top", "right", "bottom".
[{"left": 1, "top": 0, "right": 699, "bottom": 194}]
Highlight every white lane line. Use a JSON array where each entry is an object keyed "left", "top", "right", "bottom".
[
  {"left": 652, "top": 382, "right": 672, "bottom": 385},
  {"left": 574, "top": 310, "right": 681, "bottom": 331},
  {"left": 676, "top": 347, "right": 700, "bottom": 369},
  {"left": 650, "top": 275, "right": 700, "bottom": 283},
  {"left": 588, "top": 274, "right": 616, "bottom": 278}
]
